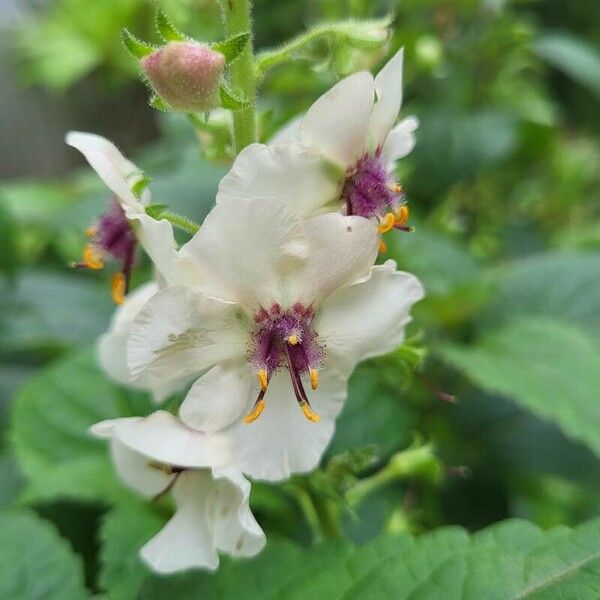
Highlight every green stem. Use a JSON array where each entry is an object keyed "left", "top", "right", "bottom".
[{"left": 220, "top": 0, "right": 257, "bottom": 152}]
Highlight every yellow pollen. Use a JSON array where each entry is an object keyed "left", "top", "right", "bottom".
[
  {"left": 257, "top": 369, "right": 268, "bottom": 392},
  {"left": 309, "top": 369, "right": 319, "bottom": 390},
  {"left": 111, "top": 272, "right": 126, "bottom": 305},
  {"left": 287, "top": 333, "right": 299, "bottom": 345},
  {"left": 377, "top": 212, "right": 395, "bottom": 234},
  {"left": 243, "top": 399, "right": 266, "bottom": 424},
  {"left": 378, "top": 239, "right": 387, "bottom": 254},
  {"left": 299, "top": 401, "right": 321, "bottom": 423},
  {"left": 388, "top": 183, "right": 404, "bottom": 194},
  {"left": 85, "top": 226, "right": 96, "bottom": 238},
  {"left": 395, "top": 205, "right": 410, "bottom": 227},
  {"left": 83, "top": 244, "right": 104, "bottom": 270}
]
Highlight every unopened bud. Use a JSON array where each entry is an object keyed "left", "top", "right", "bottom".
[{"left": 141, "top": 42, "right": 225, "bottom": 113}]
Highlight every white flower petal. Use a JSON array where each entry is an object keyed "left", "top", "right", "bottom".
[
  {"left": 268, "top": 115, "right": 302, "bottom": 145},
  {"left": 299, "top": 71, "right": 375, "bottom": 168},
  {"left": 127, "top": 285, "right": 246, "bottom": 381},
  {"left": 140, "top": 471, "right": 219, "bottom": 573},
  {"left": 288, "top": 213, "right": 379, "bottom": 306},
  {"left": 228, "top": 368, "right": 347, "bottom": 481},
  {"left": 217, "top": 142, "right": 339, "bottom": 220},
  {"left": 179, "top": 196, "right": 308, "bottom": 308},
  {"left": 316, "top": 260, "right": 424, "bottom": 373},
  {"left": 368, "top": 49, "right": 405, "bottom": 151},
  {"left": 112, "top": 411, "right": 231, "bottom": 469},
  {"left": 65, "top": 132, "right": 145, "bottom": 214},
  {"left": 210, "top": 468, "right": 266, "bottom": 558},
  {"left": 382, "top": 115, "right": 419, "bottom": 164},
  {"left": 179, "top": 360, "right": 255, "bottom": 432}
]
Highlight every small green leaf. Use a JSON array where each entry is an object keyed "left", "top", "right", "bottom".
[
  {"left": 145, "top": 203, "right": 168, "bottom": 219},
  {"left": 212, "top": 32, "right": 250, "bottom": 63},
  {"left": 121, "top": 28, "right": 155, "bottom": 59},
  {"left": 0, "top": 511, "right": 87, "bottom": 600},
  {"left": 220, "top": 84, "right": 250, "bottom": 110},
  {"left": 149, "top": 95, "right": 171, "bottom": 111},
  {"left": 131, "top": 176, "right": 152, "bottom": 198},
  {"left": 156, "top": 10, "right": 186, "bottom": 43}
]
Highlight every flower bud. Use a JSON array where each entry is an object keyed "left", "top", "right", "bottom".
[{"left": 141, "top": 41, "right": 225, "bottom": 113}]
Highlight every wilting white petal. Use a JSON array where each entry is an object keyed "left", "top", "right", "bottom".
[
  {"left": 179, "top": 360, "right": 255, "bottom": 432},
  {"left": 217, "top": 142, "right": 339, "bottom": 220},
  {"left": 316, "top": 260, "right": 424, "bottom": 373},
  {"left": 368, "top": 49, "right": 404, "bottom": 151},
  {"left": 127, "top": 285, "right": 247, "bottom": 381},
  {"left": 179, "top": 196, "right": 308, "bottom": 308},
  {"left": 299, "top": 71, "right": 375, "bottom": 168},
  {"left": 227, "top": 369, "right": 347, "bottom": 481},
  {"left": 382, "top": 115, "right": 419, "bottom": 164}
]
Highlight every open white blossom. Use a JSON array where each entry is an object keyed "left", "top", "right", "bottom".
[
  {"left": 91, "top": 411, "right": 265, "bottom": 573},
  {"left": 218, "top": 49, "right": 418, "bottom": 238},
  {"left": 126, "top": 194, "right": 424, "bottom": 481}
]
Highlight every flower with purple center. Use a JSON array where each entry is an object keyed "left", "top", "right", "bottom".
[
  {"left": 124, "top": 195, "right": 424, "bottom": 481},
  {"left": 218, "top": 48, "right": 417, "bottom": 247}
]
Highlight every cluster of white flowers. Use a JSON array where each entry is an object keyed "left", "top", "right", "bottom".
[{"left": 68, "top": 49, "right": 424, "bottom": 574}]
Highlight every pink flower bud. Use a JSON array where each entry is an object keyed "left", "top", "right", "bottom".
[{"left": 141, "top": 41, "right": 225, "bottom": 112}]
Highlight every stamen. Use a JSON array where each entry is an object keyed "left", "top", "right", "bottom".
[
  {"left": 85, "top": 226, "right": 96, "bottom": 238},
  {"left": 83, "top": 244, "right": 104, "bottom": 270},
  {"left": 378, "top": 239, "right": 387, "bottom": 254},
  {"left": 388, "top": 183, "right": 404, "bottom": 194},
  {"left": 287, "top": 333, "right": 299, "bottom": 345},
  {"left": 299, "top": 400, "right": 321, "bottom": 422},
  {"left": 377, "top": 212, "right": 395, "bottom": 234},
  {"left": 111, "top": 272, "right": 126, "bottom": 305},
  {"left": 243, "top": 392, "right": 266, "bottom": 424},
  {"left": 309, "top": 368, "right": 319, "bottom": 390},
  {"left": 394, "top": 205, "right": 410, "bottom": 226},
  {"left": 257, "top": 369, "right": 268, "bottom": 392}
]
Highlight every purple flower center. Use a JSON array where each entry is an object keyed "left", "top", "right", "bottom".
[
  {"left": 245, "top": 303, "right": 324, "bottom": 423},
  {"left": 94, "top": 201, "right": 137, "bottom": 267},
  {"left": 341, "top": 152, "right": 405, "bottom": 220}
]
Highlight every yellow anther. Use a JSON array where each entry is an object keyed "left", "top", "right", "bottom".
[
  {"left": 83, "top": 244, "right": 104, "bottom": 270},
  {"left": 257, "top": 369, "right": 268, "bottom": 392},
  {"left": 111, "top": 272, "right": 126, "bottom": 305},
  {"left": 85, "top": 226, "right": 96, "bottom": 238},
  {"left": 243, "top": 399, "right": 266, "bottom": 424},
  {"left": 309, "top": 368, "right": 319, "bottom": 390},
  {"left": 377, "top": 212, "right": 395, "bottom": 234},
  {"left": 388, "top": 183, "right": 404, "bottom": 194},
  {"left": 287, "top": 333, "right": 299, "bottom": 345},
  {"left": 395, "top": 205, "right": 410, "bottom": 227},
  {"left": 299, "top": 401, "right": 321, "bottom": 423},
  {"left": 378, "top": 239, "right": 387, "bottom": 254}
]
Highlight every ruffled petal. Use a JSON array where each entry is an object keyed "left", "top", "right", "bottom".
[
  {"left": 299, "top": 71, "right": 375, "bottom": 168},
  {"left": 288, "top": 213, "right": 379, "bottom": 306},
  {"left": 227, "top": 368, "right": 348, "bottom": 481},
  {"left": 179, "top": 196, "right": 308, "bottom": 308},
  {"left": 179, "top": 360, "right": 255, "bottom": 432},
  {"left": 368, "top": 49, "right": 405, "bottom": 151},
  {"left": 127, "top": 285, "right": 247, "bottom": 382},
  {"left": 217, "top": 142, "right": 338, "bottom": 220},
  {"left": 316, "top": 260, "right": 424, "bottom": 373},
  {"left": 381, "top": 115, "right": 419, "bottom": 164}
]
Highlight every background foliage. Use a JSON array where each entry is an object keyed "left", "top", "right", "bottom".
[{"left": 1, "top": 0, "right": 600, "bottom": 597}]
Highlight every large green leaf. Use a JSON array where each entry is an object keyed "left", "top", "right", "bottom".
[
  {"left": 440, "top": 318, "right": 600, "bottom": 458},
  {"left": 0, "top": 511, "right": 87, "bottom": 599},
  {"left": 11, "top": 348, "right": 152, "bottom": 503},
  {"left": 139, "top": 518, "right": 600, "bottom": 598}
]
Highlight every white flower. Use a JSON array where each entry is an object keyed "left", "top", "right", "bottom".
[
  {"left": 91, "top": 411, "right": 265, "bottom": 573},
  {"left": 218, "top": 49, "right": 418, "bottom": 235},
  {"left": 126, "top": 195, "right": 424, "bottom": 481}
]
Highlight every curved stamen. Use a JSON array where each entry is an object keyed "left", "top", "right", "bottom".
[
  {"left": 283, "top": 344, "right": 321, "bottom": 423},
  {"left": 243, "top": 388, "right": 267, "bottom": 424}
]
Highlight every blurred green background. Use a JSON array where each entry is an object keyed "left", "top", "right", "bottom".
[{"left": 1, "top": 0, "right": 599, "bottom": 597}]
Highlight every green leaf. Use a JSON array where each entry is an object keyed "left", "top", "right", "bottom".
[
  {"left": 0, "top": 203, "right": 18, "bottom": 277},
  {"left": 439, "top": 318, "right": 600, "bottom": 458},
  {"left": 11, "top": 348, "right": 152, "bottom": 504},
  {"left": 0, "top": 511, "right": 87, "bottom": 599},
  {"left": 156, "top": 10, "right": 187, "bottom": 42},
  {"left": 122, "top": 28, "right": 155, "bottom": 59},
  {"left": 535, "top": 32, "right": 600, "bottom": 97},
  {"left": 99, "top": 502, "right": 165, "bottom": 600},
  {"left": 149, "top": 95, "right": 171, "bottom": 111},
  {"left": 212, "top": 32, "right": 250, "bottom": 63},
  {"left": 139, "top": 518, "right": 600, "bottom": 599},
  {"left": 219, "top": 84, "right": 250, "bottom": 110}
]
